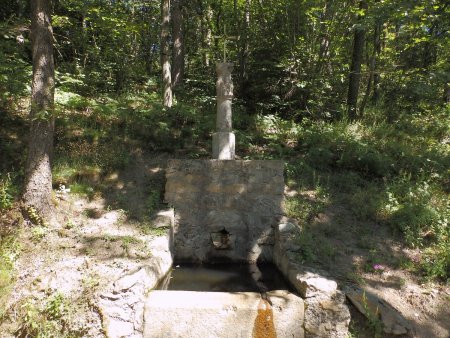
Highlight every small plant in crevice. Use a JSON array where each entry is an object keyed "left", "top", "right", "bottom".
[
  {"left": 24, "top": 206, "right": 49, "bottom": 227},
  {"left": 30, "top": 226, "right": 47, "bottom": 243},
  {"left": 119, "top": 235, "right": 141, "bottom": 251},
  {"left": 361, "top": 291, "right": 384, "bottom": 338}
]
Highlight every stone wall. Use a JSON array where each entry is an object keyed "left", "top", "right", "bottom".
[{"left": 164, "top": 160, "right": 284, "bottom": 264}]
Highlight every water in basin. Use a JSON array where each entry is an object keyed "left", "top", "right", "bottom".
[{"left": 158, "top": 263, "right": 293, "bottom": 292}]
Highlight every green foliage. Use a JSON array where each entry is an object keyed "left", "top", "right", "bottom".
[
  {"left": 146, "top": 189, "right": 161, "bottom": 217},
  {"left": 16, "top": 293, "right": 74, "bottom": 338},
  {"left": 30, "top": 226, "right": 47, "bottom": 243},
  {"left": 383, "top": 179, "right": 449, "bottom": 248},
  {"left": 420, "top": 240, "right": 450, "bottom": 282},
  {"left": 0, "top": 173, "right": 14, "bottom": 210},
  {"left": 0, "top": 233, "right": 21, "bottom": 318}
]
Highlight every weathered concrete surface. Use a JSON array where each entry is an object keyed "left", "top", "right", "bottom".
[
  {"left": 143, "top": 290, "right": 304, "bottom": 338},
  {"left": 215, "top": 63, "right": 234, "bottom": 132},
  {"left": 268, "top": 290, "right": 305, "bottom": 338},
  {"left": 213, "top": 62, "right": 235, "bottom": 159},
  {"left": 212, "top": 131, "right": 235, "bottom": 160},
  {"left": 165, "top": 160, "right": 284, "bottom": 264}
]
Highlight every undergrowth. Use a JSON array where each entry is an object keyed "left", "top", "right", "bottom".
[
  {"left": 0, "top": 231, "right": 21, "bottom": 319},
  {"left": 261, "top": 107, "right": 449, "bottom": 282}
]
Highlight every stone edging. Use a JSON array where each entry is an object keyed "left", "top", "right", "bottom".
[{"left": 274, "top": 218, "right": 351, "bottom": 338}]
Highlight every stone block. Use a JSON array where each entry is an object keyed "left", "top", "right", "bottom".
[
  {"left": 288, "top": 269, "right": 338, "bottom": 299},
  {"left": 165, "top": 160, "right": 284, "bottom": 264},
  {"left": 143, "top": 291, "right": 304, "bottom": 338},
  {"left": 268, "top": 290, "right": 305, "bottom": 338}
]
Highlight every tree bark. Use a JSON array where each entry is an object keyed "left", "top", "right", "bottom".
[
  {"left": 238, "top": 0, "right": 250, "bottom": 93},
  {"left": 22, "top": 0, "right": 55, "bottom": 219},
  {"left": 161, "top": 0, "right": 173, "bottom": 107},
  {"left": 202, "top": 3, "right": 213, "bottom": 67},
  {"left": 172, "top": 0, "right": 184, "bottom": 89},
  {"left": 371, "top": 17, "right": 382, "bottom": 103},
  {"left": 347, "top": 0, "right": 367, "bottom": 121}
]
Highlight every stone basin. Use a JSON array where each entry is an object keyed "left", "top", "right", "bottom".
[
  {"left": 143, "top": 290, "right": 304, "bottom": 338},
  {"left": 159, "top": 263, "right": 293, "bottom": 293}
]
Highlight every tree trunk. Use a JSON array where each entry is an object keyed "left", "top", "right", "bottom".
[
  {"left": 371, "top": 16, "right": 382, "bottom": 103},
  {"left": 22, "top": 0, "right": 55, "bottom": 219},
  {"left": 238, "top": 0, "right": 250, "bottom": 93},
  {"left": 202, "top": 3, "right": 213, "bottom": 67},
  {"left": 161, "top": 0, "right": 172, "bottom": 107},
  {"left": 347, "top": 0, "right": 367, "bottom": 121},
  {"left": 172, "top": 0, "right": 184, "bottom": 89}
]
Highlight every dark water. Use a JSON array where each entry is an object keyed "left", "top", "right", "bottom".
[{"left": 158, "top": 263, "right": 293, "bottom": 292}]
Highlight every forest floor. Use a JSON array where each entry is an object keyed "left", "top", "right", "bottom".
[{"left": 1, "top": 150, "right": 449, "bottom": 338}]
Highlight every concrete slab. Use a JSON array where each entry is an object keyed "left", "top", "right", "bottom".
[{"left": 143, "top": 290, "right": 304, "bottom": 338}]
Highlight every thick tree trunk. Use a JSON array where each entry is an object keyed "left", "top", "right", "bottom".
[
  {"left": 172, "top": 0, "right": 184, "bottom": 89},
  {"left": 22, "top": 0, "right": 55, "bottom": 219},
  {"left": 161, "top": 0, "right": 172, "bottom": 107},
  {"left": 347, "top": 0, "right": 367, "bottom": 121}
]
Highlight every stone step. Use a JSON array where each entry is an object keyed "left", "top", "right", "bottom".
[{"left": 143, "top": 290, "right": 304, "bottom": 338}]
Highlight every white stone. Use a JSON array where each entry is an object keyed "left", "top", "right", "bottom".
[
  {"left": 288, "top": 269, "right": 337, "bottom": 298},
  {"left": 278, "top": 222, "right": 297, "bottom": 233},
  {"left": 268, "top": 290, "right": 305, "bottom": 338},
  {"left": 106, "top": 318, "right": 134, "bottom": 338},
  {"left": 152, "top": 209, "right": 174, "bottom": 228},
  {"left": 143, "top": 291, "right": 304, "bottom": 338},
  {"left": 212, "top": 132, "right": 235, "bottom": 160}
]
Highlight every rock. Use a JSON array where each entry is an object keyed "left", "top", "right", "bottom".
[
  {"left": 273, "top": 223, "right": 350, "bottom": 338},
  {"left": 97, "top": 236, "right": 173, "bottom": 338},
  {"left": 288, "top": 268, "right": 337, "bottom": 299},
  {"left": 278, "top": 222, "right": 297, "bottom": 233},
  {"left": 346, "top": 286, "right": 413, "bottom": 336},
  {"left": 151, "top": 209, "right": 174, "bottom": 228}
]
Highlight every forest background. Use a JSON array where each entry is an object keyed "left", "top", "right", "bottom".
[{"left": 0, "top": 0, "right": 449, "bottom": 329}]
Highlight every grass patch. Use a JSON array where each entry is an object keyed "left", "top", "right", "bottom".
[{"left": 0, "top": 231, "right": 21, "bottom": 318}]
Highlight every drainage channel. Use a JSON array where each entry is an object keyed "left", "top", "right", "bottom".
[{"left": 144, "top": 264, "right": 304, "bottom": 338}]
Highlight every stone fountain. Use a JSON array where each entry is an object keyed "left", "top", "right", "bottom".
[{"left": 99, "top": 63, "right": 350, "bottom": 338}]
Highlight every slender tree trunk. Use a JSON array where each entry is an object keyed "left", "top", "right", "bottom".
[
  {"left": 22, "top": 0, "right": 55, "bottom": 219},
  {"left": 360, "top": 47, "right": 373, "bottom": 115},
  {"left": 238, "top": 0, "right": 250, "bottom": 93},
  {"left": 161, "top": 0, "right": 172, "bottom": 107},
  {"left": 371, "top": 7, "right": 382, "bottom": 103},
  {"left": 316, "top": 0, "right": 333, "bottom": 74},
  {"left": 347, "top": 0, "right": 367, "bottom": 121},
  {"left": 172, "top": 0, "right": 184, "bottom": 89},
  {"left": 203, "top": 3, "right": 212, "bottom": 67}
]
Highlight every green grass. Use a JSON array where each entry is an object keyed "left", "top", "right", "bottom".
[{"left": 0, "top": 232, "right": 21, "bottom": 318}]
